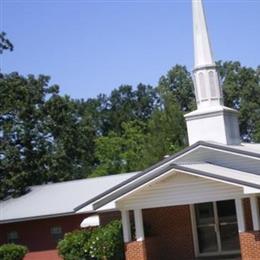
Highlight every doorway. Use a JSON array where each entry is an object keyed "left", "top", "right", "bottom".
[{"left": 193, "top": 200, "right": 240, "bottom": 257}]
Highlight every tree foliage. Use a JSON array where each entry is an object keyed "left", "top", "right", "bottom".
[
  {"left": 0, "top": 73, "right": 95, "bottom": 199},
  {"left": 0, "top": 32, "right": 13, "bottom": 55},
  {"left": 0, "top": 62, "right": 259, "bottom": 198},
  {"left": 218, "top": 61, "right": 260, "bottom": 141},
  {"left": 93, "top": 121, "right": 147, "bottom": 176}
]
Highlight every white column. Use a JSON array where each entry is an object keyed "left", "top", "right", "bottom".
[
  {"left": 235, "top": 198, "right": 246, "bottom": 232},
  {"left": 134, "top": 209, "right": 145, "bottom": 241},
  {"left": 250, "top": 196, "right": 260, "bottom": 231},
  {"left": 121, "top": 210, "right": 131, "bottom": 243}
]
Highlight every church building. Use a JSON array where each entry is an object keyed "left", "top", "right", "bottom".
[{"left": 1, "top": 0, "right": 260, "bottom": 259}]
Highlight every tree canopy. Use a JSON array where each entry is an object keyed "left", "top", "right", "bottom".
[
  {"left": 0, "top": 62, "right": 259, "bottom": 199},
  {"left": 0, "top": 32, "right": 13, "bottom": 55}
]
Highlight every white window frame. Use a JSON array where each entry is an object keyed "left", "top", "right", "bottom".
[{"left": 190, "top": 201, "right": 240, "bottom": 258}]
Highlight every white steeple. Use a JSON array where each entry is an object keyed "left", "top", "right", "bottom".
[
  {"left": 185, "top": 0, "right": 241, "bottom": 145},
  {"left": 193, "top": 0, "right": 214, "bottom": 67},
  {"left": 192, "top": 0, "right": 223, "bottom": 109}
]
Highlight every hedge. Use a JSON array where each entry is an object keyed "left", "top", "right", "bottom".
[
  {"left": 58, "top": 220, "right": 124, "bottom": 260},
  {"left": 0, "top": 244, "right": 28, "bottom": 260}
]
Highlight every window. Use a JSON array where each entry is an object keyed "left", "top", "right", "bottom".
[
  {"left": 193, "top": 200, "right": 239, "bottom": 256},
  {"left": 7, "top": 231, "right": 19, "bottom": 244},
  {"left": 50, "top": 226, "right": 63, "bottom": 242}
]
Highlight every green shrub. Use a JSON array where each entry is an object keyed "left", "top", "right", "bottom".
[
  {"left": 57, "top": 220, "right": 124, "bottom": 260},
  {"left": 87, "top": 220, "right": 124, "bottom": 260},
  {"left": 57, "top": 229, "right": 92, "bottom": 260},
  {"left": 0, "top": 244, "right": 28, "bottom": 260}
]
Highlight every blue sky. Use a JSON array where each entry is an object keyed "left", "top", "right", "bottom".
[{"left": 1, "top": 0, "right": 260, "bottom": 99}]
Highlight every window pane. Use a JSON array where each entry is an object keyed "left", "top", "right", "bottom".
[
  {"left": 217, "top": 200, "right": 237, "bottom": 223},
  {"left": 50, "top": 226, "right": 63, "bottom": 242},
  {"left": 220, "top": 224, "right": 240, "bottom": 251},
  {"left": 197, "top": 226, "right": 218, "bottom": 253},
  {"left": 195, "top": 202, "right": 215, "bottom": 225},
  {"left": 7, "top": 231, "right": 19, "bottom": 244}
]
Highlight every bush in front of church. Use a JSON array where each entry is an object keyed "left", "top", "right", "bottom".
[
  {"left": 86, "top": 220, "right": 124, "bottom": 260},
  {"left": 0, "top": 244, "right": 28, "bottom": 260},
  {"left": 57, "top": 220, "right": 124, "bottom": 260},
  {"left": 57, "top": 229, "right": 92, "bottom": 260}
]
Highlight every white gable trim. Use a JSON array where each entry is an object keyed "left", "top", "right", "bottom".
[
  {"left": 116, "top": 170, "right": 248, "bottom": 211},
  {"left": 93, "top": 166, "right": 258, "bottom": 211}
]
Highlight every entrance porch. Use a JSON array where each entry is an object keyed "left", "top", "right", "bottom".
[
  {"left": 116, "top": 168, "right": 260, "bottom": 260},
  {"left": 122, "top": 197, "right": 260, "bottom": 260}
]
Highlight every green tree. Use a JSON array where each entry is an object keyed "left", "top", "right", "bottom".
[
  {"left": 142, "top": 87, "right": 187, "bottom": 166},
  {"left": 0, "top": 73, "right": 96, "bottom": 198},
  {"left": 92, "top": 121, "right": 147, "bottom": 176},
  {"left": 0, "top": 32, "right": 13, "bottom": 54},
  {"left": 43, "top": 96, "right": 96, "bottom": 182},
  {"left": 218, "top": 61, "right": 260, "bottom": 141},
  {"left": 107, "top": 84, "right": 158, "bottom": 134},
  {"left": 158, "top": 65, "right": 195, "bottom": 112},
  {"left": 0, "top": 73, "right": 58, "bottom": 198}
]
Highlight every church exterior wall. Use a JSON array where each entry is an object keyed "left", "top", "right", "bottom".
[
  {"left": 0, "top": 201, "right": 259, "bottom": 260},
  {"left": 142, "top": 205, "right": 195, "bottom": 260},
  {"left": 0, "top": 211, "right": 120, "bottom": 260},
  {"left": 239, "top": 231, "right": 260, "bottom": 260},
  {"left": 0, "top": 213, "right": 90, "bottom": 251}
]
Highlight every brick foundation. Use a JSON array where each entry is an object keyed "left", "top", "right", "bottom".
[
  {"left": 125, "top": 241, "right": 147, "bottom": 260},
  {"left": 240, "top": 231, "right": 260, "bottom": 260}
]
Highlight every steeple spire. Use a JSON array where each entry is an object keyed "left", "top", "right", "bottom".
[
  {"left": 192, "top": 0, "right": 214, "bottom": 67},
  {"left": 184, "top": 0, "right": 241, "bottom": 145},
  {"left": 192, "top": 0, "right": 223, "bottom": 109}
]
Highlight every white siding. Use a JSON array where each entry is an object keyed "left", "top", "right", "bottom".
[{"left": 117, "top": 172, "right": 245, "bottom": 210}]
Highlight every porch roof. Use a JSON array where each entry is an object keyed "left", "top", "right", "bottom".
[
  {"left": 74, "top": 141, "right": 260, "bottom": 212},
  {"left": 91, "top": 163, "right": 260, "bottom": 210}
]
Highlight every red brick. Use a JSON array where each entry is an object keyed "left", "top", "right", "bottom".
[
  {"left": 125, "top": 241, "right": 147, "bottom": 260},
  {"left": 240, "top": 231, "right": 260, "bottom": 260}
]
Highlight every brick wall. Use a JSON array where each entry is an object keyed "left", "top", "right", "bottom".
[
  {"left": 142, "top": 205, "right": 194, "bottom": 260},
  {"left": 243, "top": 198, "right": 253, "bottom": 231},
  {"left": 239, "top": 198, "right": 260, "bottom": 260},
  {"left": 145, "top": 236, "right": 161, "bottom": 260},
  {"left": 0, "top": 213, "right": 90, "bottom": 251},
  {"left": 240, "top": 231, "right": 260, "bottom": 260},
  {"left": 125, "top": 241, "right": 147, "bottom": 260},
  {"left": 0, "top": 211, "right": 121, "bottom": 253},
  {"left": 99, "top": 210, "right": 121, "bottom": 225}
]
